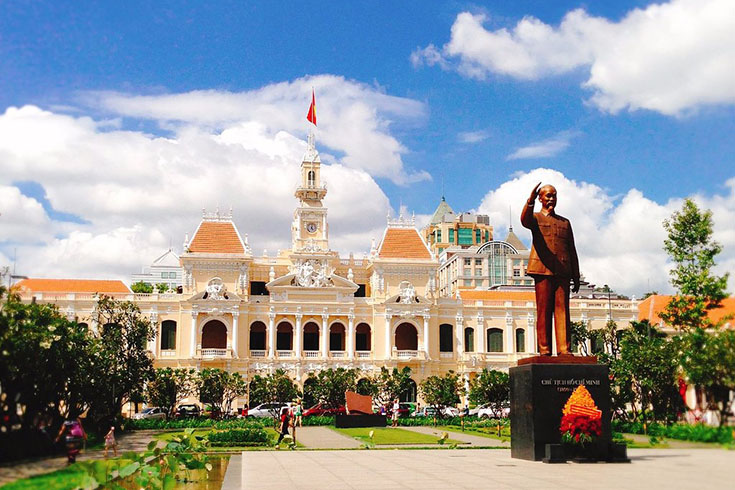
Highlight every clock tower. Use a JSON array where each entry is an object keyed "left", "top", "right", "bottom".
[{"left": 292, "top": 132, "right": 329, "bottom": 252}]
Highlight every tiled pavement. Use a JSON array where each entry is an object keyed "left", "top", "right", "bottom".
[{"left": 223, "top": 448, "right": 733, "bottom": 490}]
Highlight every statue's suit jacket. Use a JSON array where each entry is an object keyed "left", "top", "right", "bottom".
[{"left": 520, "top": 209, "right": 580, "bottom": 280}]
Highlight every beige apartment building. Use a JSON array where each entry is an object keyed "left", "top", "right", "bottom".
[{"left": 16, "top": 135, "right": 639, "bottom": 405}]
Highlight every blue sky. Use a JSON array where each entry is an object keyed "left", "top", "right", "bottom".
[{"left": 1, "top": 0, "right": 734, "bottom": 295}]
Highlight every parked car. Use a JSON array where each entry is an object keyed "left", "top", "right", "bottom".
[
  {"left": 303, "top": 403, "right": 346, "bottom": 417},
  {"left": 396, "top": 402, "right": 414, "bottom": 417},
  {"left": 175, "top": 404, "right": 201, "bottom": 418},
  {"left": 477, "top": 404, "right": 510, "bottom": 419},
  {"left": 411, "top": 406, "right": 459, "bottom": 418},
  {"left": 248, "top": 402, "right": 291, "bottom": 418},
  {"left": 132, "top": 407, "right": 167, "bottom": 420}
]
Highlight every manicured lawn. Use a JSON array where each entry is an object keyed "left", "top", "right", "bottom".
[
  {"left": 436, "top": 425, "right": 511, "bottom": 443},
  {"left": 1, "top": 459, "right": 131, "bottom": 490},
  {"left": 334, "top": 427, "right": 461, "bottom": 445}
]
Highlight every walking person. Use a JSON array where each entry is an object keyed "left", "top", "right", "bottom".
[
  {"left": 104, "top": 426, "right": 118, "bottom": 458},
  {"left": 391, "top": 398, "right": 400, "bottom": 428},
  {"left": 55, "top": 417, "right": 87, "bottom": 464},
  {"left": 294, "top": 400, "right": 303, "bottom": 427},
  {"left": 275, "top": 406, "right": 292, "bottom": 449}
]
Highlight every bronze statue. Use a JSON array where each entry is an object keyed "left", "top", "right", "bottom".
[{"left": 521, "top": 183, "right": 580, "bottom": 355}]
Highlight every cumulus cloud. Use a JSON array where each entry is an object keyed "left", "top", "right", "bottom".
[
  {"left": 413, "top": 0, "right": 735, "bottom": 115},
  {"left": 506, "top": 131, "right": 578, "bottom": 160},
  {"left": 83, "top": 75, "right": 430, "bottom": 184},
  {"left": 476, "top": 169, "right": 735, "bottom": 296},
  {"left": 0, "top": 75, "right": 423, "bottom": 280}
]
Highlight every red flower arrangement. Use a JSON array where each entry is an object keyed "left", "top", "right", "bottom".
[{"left": 559, "top": 385, "right": 602, "bottom": 446}]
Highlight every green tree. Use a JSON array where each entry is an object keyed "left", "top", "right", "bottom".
[
  {"left": 569, "top": 320, "right": 592, "bottom": 356},
  {"left": 661, "top": 199, "right": 731, "bottom": 420},
  {"left": 146, "top": 368, "right": 197, "bottom": 418},
  {"left": 130, "top": 281, "right": 153, "bottom": 293},
  {"left": 0, "top": 288, "right": 98, "bottom": 432},
  {"left": 660, "top": 198, "right": 729, "bottom": 331},
  {"left": 368, "top": 367, "right": 414, "bottom": 408},
  {"left": 419, "top": 371, "right": 463, "bottom": 416},
  {"left": 303, "top": 368, "right": 359, "bottom": 409},
  {"left": 618, "top": 321, "right": 682, "bottom": 424},
  {"left": 88, "top": 296, "right": 155, "bottom": 425},
  {"left": 155, "top": 283, "right": 169, "bottom": 293},
  {"left": 468, "top": 369, "right": 509, "bottom": 418},
  {"left": 197, "top": 368, "right": 247, "bottom": 416},
  {"left": 248, "top": 369, "right": 300, "bottom": 417}
]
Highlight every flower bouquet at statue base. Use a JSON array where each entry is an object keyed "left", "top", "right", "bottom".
[{"left": 559, "top": 385, "right": 602, "bottom": 459}]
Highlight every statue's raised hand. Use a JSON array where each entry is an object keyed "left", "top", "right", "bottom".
[{"left": 528, "top": 182, "right": 542, "bottom": 203}]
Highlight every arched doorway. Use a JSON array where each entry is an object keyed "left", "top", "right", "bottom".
[
  {"left": 515, "top": 328, "right": 525, "bottom": 353},
  {"left": 487, "top": 328, "right": 503, "bottom": 353},
  {"left": 464, "top": 327, "right": 474, "bottom": 352},
  {"left": 249, "top": 321, "right": 266, "bottom": 351},
  {"left": 395, "top": 322, "right": 418, "bottom": 350},
  {"left": 202, "top": 320, "right": 227, "bottom": 349},
  {"left": 303, "top": 322, "right": 320, "bottom": 352},
  {"left": 329, "top": 322, "right": 345, "bottom": 352},
  {"left": 400, "top": 378, "right": 417, "bottom": 403},
  {"left": 276, "top": 321, "right": 293, "bottom": 351},
  {"left": 355, "top": 323, "right": 371, "bottom": 352}
]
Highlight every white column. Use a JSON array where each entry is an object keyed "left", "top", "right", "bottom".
[
  {"left": 525, "top": 315, "right": 534, "bottom": 353},
  {"left": 347, "top": 313, "right": 355, "bottom": 360},
  {"left": 423, "top": 315, "right": 430, "bottom": 358},
  {"left": 295, "top": 313, "right": 303, "bottom": 358},
  {"left": 476, "top": 315, "right": 485, "bottom": 354},
  {"left": 190, "top": 312, "right": 197, "bottom": 358},
  {"left": 384, "top": 313, "right": 392, "bottom": 359},
  {"left": 456, "top": 315, "right": 464, "bottom": 356},
  {"left": 268, "top": 310, "right": 275, "bottom": 359},
  {"left": 321, "top": 314, "right": 329, "bottom": 358},
  {"left": 505, "top": 315, "right": 514, "bottom": 353},
  {"left": 232, "top": 312, "right": 239, "bottom": 358}
]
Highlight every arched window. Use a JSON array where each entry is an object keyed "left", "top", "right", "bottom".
[
  {"left": 439, "top": 323, "right": 453, "bottom": 352},
  {"left": 401, "top": 379, "right": 417, "bottom": 403},
  {"left": 330, "top": 322, "right": 345, "bottom": 351},
  {"left": 201, "top": 320, "right": 227, "bottom": 349},
  {"left": 487, "top": 328, "right": 504, "bottom": 353},
  {"left": 276, "top": 321, "right": 293, "bottom": 350},
  {"left": 464, "top": 327, "right": 474, "bottom": 352},
  {"left": 477, "top": 240, "right": 520, "bottom": 287},
  {"left": 355, "top": 323, "right": 371, "bottom": 351},
  {"left": 249, "top": 321, "right": 266, "bottom": 351},
  {"left": 515, "top": 328, "right": 525, "bottom": 353},
  {"left": 303, "top": 322, "right": 320, "bottom": 351},
  {"left": 161, "top": 320, "right": 177, "bottom": 350},
  {"left": 307, "top": 170, "right": 316, "bottom": 187},
  {"left": 395, "top": 323, "right": 418, "bottom": 350}
]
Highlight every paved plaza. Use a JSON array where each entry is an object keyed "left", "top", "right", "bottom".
[{"left": 222, "top": 448, "right": 732, "bottom": 490}]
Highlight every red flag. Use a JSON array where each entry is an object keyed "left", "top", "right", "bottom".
[{"left": 307, "top": 89, "right": 317, "bottom": 126}]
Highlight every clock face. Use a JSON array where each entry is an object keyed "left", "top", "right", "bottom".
[{"left": 306, "top": 222, "right": 317, "bottom": 233}]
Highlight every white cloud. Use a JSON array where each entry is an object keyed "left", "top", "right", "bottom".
[
  {"left": 83, "top": 75, "right": 430, "bottom": 185},
  {"left": 506, "top": 131, "right": 578, "bottom": 160},
  {"left": 476, "top": 168, "right": 735, "bottom": 296},
  {"left": 457, "top": 129, "right": 491, "bottom": 144},
  {"left": 0, "top": 75, "right": 422, "bottom": 280},
  {"left": 414, "top": 0, "right": 735, "bottom": 115}
]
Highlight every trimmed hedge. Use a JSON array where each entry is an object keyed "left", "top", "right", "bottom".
[
  {"left": 125, "top": 417, "right": 272, "bottom": 430},
  {"left": 397, "top": 416, "right": 509, "bottom": 428},
  {"left": 207, "top": 428, "right": 271, "bottom": 447},
  {"left": 612, "top": 420, "right": 733, "bottom": 444}
]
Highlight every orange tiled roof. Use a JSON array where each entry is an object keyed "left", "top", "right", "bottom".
[
  {"left": 638, "top": 295, "right": 735, "bottom": 325},
  {"left": 378, "top": 228, "right": 432, "bottom": 260},
  {"left": 15, "top": 278, "right": 130, "bottom": 293},
  {"left": 188, "top": 221, "right": 245, "bottom": 254},
  {"left": 459, "top": 290, "right": 536, "bottom": 301}
]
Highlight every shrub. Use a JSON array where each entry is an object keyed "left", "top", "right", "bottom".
[
  {"left": 125, "top": 417, "right": 271, "bottom": 431},
  {"left": 611, "top": 420, "right": 733, "bottom": 444},
  {"left": 301, "top": 416, "right": 334, "bottom": 426},
  {"left": 207, "top": 428, "right": 271, "bottom": 447}
]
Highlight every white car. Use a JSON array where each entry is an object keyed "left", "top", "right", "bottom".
[
  {"left": 132, "top": 407, "right": 167, "bottom": 420},
  {"left": 477, "top": 405, "right": 510, "bottom": 419},
  {"left": 247, "top": 402, "right": 291, "bottom": 418},
  {"left": 442, "top": 406, "right": 460, "bottom": 417}
]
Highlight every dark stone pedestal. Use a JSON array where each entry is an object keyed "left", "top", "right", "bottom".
[
  {"left": 510, "top": 361, "right": 621, "bottom": 462},
  {"left": 335, "top": 414, "right": 387, "bottom": 428}
]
